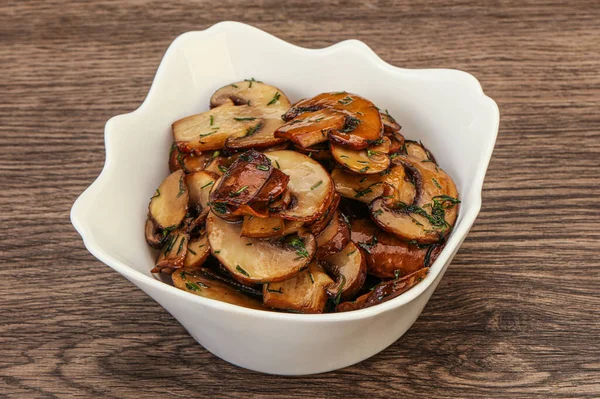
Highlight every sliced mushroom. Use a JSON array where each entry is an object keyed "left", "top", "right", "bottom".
[
  {"left": 185, "top": 171, "right": 219, "bottom": 224},
  {"left": 241, "top": 215, "right": 285, "bottom": 238},
  {"left": 275, "top": 109, "right": 346, "bottom": 148},
  {"left": 370, "top": 154, "right": 459, "bottom": 243},
  {"left": 206, "top": 212, "right": 316, "bottom": 284},
  {"left": 265, "top": 151, "right": 333, "bottom": 222},
  {"left": 380, "top": 111, "right": 401, "bottom": 134},
  {"left": 262, "top": 261, "right": 334, "bottom": 314},
  {"left": 351, "top": 218, "right": 443, "bottom": 278},
  {"left": 293, "top": 142, "right": 332, "bottom": 161},
  {"left": 307, "top": 191, "right": 340, "bottom": 235},
  {"left": 315, "top": 211, "right": 350, "bottom": 259},
  {"left": 183, "top": 233, "right": 210, "bottom": 269},
  {"left": 153, "top": 230, "right": 188, "bottom": 272},
  {"left": 148, "top": 170, "right": 189, "bottom": 229},
  {"left": 404, "top": 140, "right": 435, "bottom": 163},
  {"left": 224, "top": 111, "right": 287, "bottom": 151},
  {"left": 331, "top": 164, "right": 411, "bottom": 204},
  {"left": 252, "top": 168, "right": 290, "bottom": 203},
  {"left": 210, "top": 80, "right": 291, "bottom": 109},
  {"left": 336, "top": 268, "right": 428, "bottom": 312},
  {"left": 283, "top": 92, "right": 383, "bottom": 150},
  {"left": 203, "top": 156, "right": 229, "bottom": 177},
  {"left": 321, "top": 242, "right": 367, "bottom": 302},
  {"left": 331, "top": 140, "right": 390, "bottom": 174},
  {"left": 169, "top": 144, "right": 216, "bottom": 173},
  {"left": 173, "top": 269, "right": 264, "bottom": 310},
  {"left": 209, "top": 150, "right": 273, "bottom": 208},
  {"left": 145, "top": 218, "right": 166, "bottom": 249}
]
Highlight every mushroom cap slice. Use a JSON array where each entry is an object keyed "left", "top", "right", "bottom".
[
  {"left": 169, "top": 144, "right": 215, "bottom": 173},
  {"left": 210, "top": 80, "right": 291, "bottom": 109},
  {"left": 264, "top": 151, "right": 334, "bottom": 222},
  {"left": 275, "top": 109, "right": 346, "bottom": 148},
  {"left": 315, "top": 211, "right": 350, "bottom": 259},
  {"left": 203, "top": 156, "right": 229, "bottom": 177},
  {"left": 283, "top": 92, "right": 383, "bottom": 150},
  {"left": 404, "top": 140, "right": 436, "bottom": 163},
  {"left": 380, "top": 111, "right": 401, "bottom": 134},
  {"left": 173, "top": 269, "right": 264, "bottom": 310},
  {"left": 183, "top": 234, "right": 210, "bottom": 269},
  {"left": 145, "top": 218, "right": 166, "bottom": 249},
  {"left": 351, "top": 218, "right": 443, "bottom": 278},
  {"left": 331, "top": 140, "right": 390, "bottom": 174},
  {"left": 336, "top": 268, "right": 428, "bottom": 312},
  {"left": 321, "top": 241, "right": 367, "bottom": 302},
  {"left": 148, "top": 170, "right": 189, "bottom": 229},
  {"left": 206, "top": 212, "right": 316, "bottom": 284},
  {"left": 153, "top": 230, "right": 188, "bottom": 272},
  {"left": 262, "top": 261, "right": 334, "bottom": 314},
  {"left": 252, "top": 168, "right": 290, "bottom": 203},
  {"left": 331, "top": 164, "right": 410, "bottom": 204},
  {"left": 370, "top": 155, "right": 459, "bottom": 243}
]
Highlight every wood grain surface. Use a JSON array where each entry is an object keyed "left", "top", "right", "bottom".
[{"left": 1, "top": 1, "right": 599, "bottom": 398}]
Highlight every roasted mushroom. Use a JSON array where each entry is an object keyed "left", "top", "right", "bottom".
[
  {"left": 185, "top": 170, "right": 219, "bottom": 225},
  {"left": 275, "top": 109, "right": 346, "bottom": 148},
  {"left": 153, "top": 230, "right": 188, "bottom": 273},
  {"left": 173, "top": 269, "right": 264, "bottom": 310},
  {"left": 283, "top": 92, "right": 383, "bottom": 150},
  {"left": 183, "top": 233, "right": 210, "bottom": 269},
  {"left": 315, "top": 211, "right": 351, "bottom": 259},
  {"left": 330, "top": 137, "right": 391, "bottom": 175},
  {"left": 206, "top": 212, "right": 316, "bottom": 284},
  {"left": 240, "top": 215, "right": 285, "bottom": 238},
  {"left": 210, "top": 79, "right": 291, "bottom": 109},
  {"left": 336, "top": 268, "right": 428, "bottom": 312},
  {"left": 262, "top": 261, "right": 334, "bottom": 313},
  {"left": 145, "top": 218, "right": 166, "bottom": 249},
  {"left": 321, "top": 241, "right": 367, "bottom": 302},
  {"left": 351, "top": 218, "right": 442, "bottom": 278},
  {"left": 370, "top": 154, "right": 459, "bottom": 243},
  {"left": 265, "top": 150, "right": 334, "bottom": 223},
  {"left": 148, "top": 170, "right": 189, "bottom": 230}
]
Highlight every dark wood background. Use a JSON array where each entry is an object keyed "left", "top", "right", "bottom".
[{"left": 1, "top": 1, "right": 599, "bottom": 398}]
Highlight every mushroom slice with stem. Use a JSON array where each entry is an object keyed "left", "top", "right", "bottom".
[
  {"left": 241, "top": 215, "right": 285, "bottom": 238},
  {"left": 351, "top": 218, "right": 443, "bottom": 278},
  {"left": 330, "top": 137, "right": 391, "bottom": 175},
  {"left": 321, "top": 241, "right": 367, "bottom": 302},
  {"left": 210, "top": 80, "right": 291, "bottom": 109},
  {"left": 315, "top": 211, "right": 350, "bottom": 259},
  {"left": 148, "top": 170, "right": 188, "bottom": 229},
  {"left": 283, "top": 92, "right": 383, "bottom": 150},
  {"left": 173, "top": 269, "right": 265, "bottom": 310},
  {"left": 153, "top": 230, "right": 188, "bottom": 273},
  {"left": 206, "top": 212, "right": 316, "bottom": 284},
  {"left": 370, "top": 154, "right": 459, "bottom": 243},
  {"left": 173, "top": 103, "right": 266, "bottom": 153},
  {"left": 183, "top": 233, "right": 210, "bottom": 269},
  {"left": 145, "top": 218, "right": 166, "bottom": 249},
  {"left": 275, "top": 109, "right": 346, "bottom": 148},
  {"left": 262, "top": 261, "right": 334, "bottom": 314},
  {"left": 265, "top": 150, "right": 333, "bottom": 223},
  {"left": 336, "top": 268, "right": 428, "bottom": 312}
]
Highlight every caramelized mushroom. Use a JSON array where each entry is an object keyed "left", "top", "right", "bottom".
[
  {"left": 148, "top": 170, "right": 189, "bottom": 229},
  {"left": 173, "top": 269, "right": 264, "bottom": 310},
  {"left": 330, "top": 139, "right": 390, "bottom": 174},
  {"left": 380, "top": 111, "right": 401, "bottom": 134},
  {"left": 210, "top": 80, "right": 291, "bottom": 109},
  {"left": 265, "top": 151, "right": 334, "bottom": 222},
  {"left": 185, "top": 170, "right": 219, "bottom": 224},
  {"left": 275, "top": 109, "right": 346, "bottom": 148},
  {"left": 370, "top": 154, "right": 459, "bottom": 243},
  {"left": 206, "top": 212, "right": 316, "bottom": 284},
  {"left": 169, "top": 144, "right": 215, "bottom": 173},
  {"left": 262, "top": 261, "right": 334, "bottom": 313},
  {"left": 283, "top": 92, "right": 383, "bottom": 150},
  {"left": 321, "top": 242, "right": 367, "bottom": 302},
  {"left": 145, "top": 218, "right": 166, "bottom": 249},
  {"left": 306, "top": 191, "right": 340, "bottom": 235},
  {"left": 351, "top": 218, "right": 443, "bottom": 278},
  {"left": 331, "top": 164, "right": 411, "bottom": 204},
  {"left": 153, "top": 230, "right": 188, "bottom": 272},
  {"left": 315, "top": 211, "right": 350, "bottom": 259},
  {"left": 336, "top": 268, "right": 428, "bottom": 312}
]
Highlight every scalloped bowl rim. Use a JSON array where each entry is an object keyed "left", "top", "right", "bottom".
[{"left": 71, "top": 21, "right": 499, "bottom": 322}]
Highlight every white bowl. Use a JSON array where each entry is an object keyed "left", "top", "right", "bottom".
[{"left": 71, "top": 21, "right": 499, "bottom": 375}]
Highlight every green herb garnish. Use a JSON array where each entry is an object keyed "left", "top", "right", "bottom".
[
  {"left": 177, "top": 175, "right": 186, "bottom": 197},
  {"left": 256, "top": 164, "right": 270, "bottom": 171},
  {"left": 234, "top": 117, "right": 257, "bottom": 121},
  {"left": 151, "top": 189, "right": 160, "bottom": 199},
  {"left": 201, "top": 181, "right": 214, "bottom": 189},
  {"left": 310, "top": 180, "right": 323, "bottom": 190},
  {"left": 210, "top": 115, "right": 214, "bottom": 126},
  {"left": 267, "top": 92, "right": 281, "bottom": 106},
  {"left": 236, "top": 265, "right": 250, "bottom": 277},
  {"left": 229, "top": 185, "right": 249, "bottom": 197}
]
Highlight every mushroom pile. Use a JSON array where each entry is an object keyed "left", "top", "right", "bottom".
[{"left": 145, "top": 80, "right": 460, "bottom": 313}]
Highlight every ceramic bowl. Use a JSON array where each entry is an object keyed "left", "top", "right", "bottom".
[{"left": 71, "top": 21, "right": 499, "bottom": 375}]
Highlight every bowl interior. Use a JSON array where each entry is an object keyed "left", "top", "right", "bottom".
[{"left": 72, "top": 23, "right": 498, "bottom": 296}]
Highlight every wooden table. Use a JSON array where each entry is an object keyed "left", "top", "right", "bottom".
[{"left": 2, "top": 1, "right": 599, "bottom": 397}]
